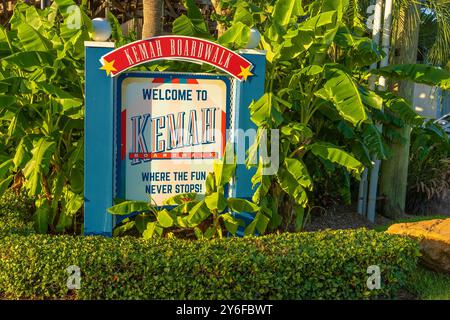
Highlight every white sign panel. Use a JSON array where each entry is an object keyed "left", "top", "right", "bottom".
[{"left": 119, "top": 74, "right": 228, "bottom": 205}]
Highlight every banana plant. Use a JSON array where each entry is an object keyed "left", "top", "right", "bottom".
[
  {"left": 108, "top": 147, "right": 259, "bottom": 239},
  {"left": 0, "top": 0, "right": 91, "bottom": 234},
  {"left": 172, "top": 0, "right": 450, "bottom": 233}
]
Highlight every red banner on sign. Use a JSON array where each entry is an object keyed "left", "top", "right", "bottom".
[
  {"left": 129, "top": 152, "right": 218, "bottom": 159},
  {"left": 99, "top": 36, "right": 254, "bottom": 81}
]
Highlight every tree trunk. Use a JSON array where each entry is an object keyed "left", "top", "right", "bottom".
[
  {"left": 142, "top": 0, "right": 163, "bottom": 39},
  {"left": 379, "top": 4, "right": 420, "bottom": 218},
  {"left": 211, "top": 0, "right": 227, "bottom": 37}
]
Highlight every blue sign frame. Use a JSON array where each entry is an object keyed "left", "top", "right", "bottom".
[
  {"left": 84, "top": 41, "right": 266, "bottom": 236},
  {"left": 113, "top": 72, "right": 231, "bottom": 226}
]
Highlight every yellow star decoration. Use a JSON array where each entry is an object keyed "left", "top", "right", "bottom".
[
  {"left": 100, "top": 59, "right": 117, "bottom": 76},
  {"left": 237, "top": 65, "right": 253, "bottom": 81}
]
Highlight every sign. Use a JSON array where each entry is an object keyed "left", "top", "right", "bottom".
[
  {"left": 84, "top": 38, "right": 266, "bottom": 236},
  {"left": 118, "top": 73, "right": 229, "bottom": 205},
  {"left": 100, "top": 36, "right": 254, "bottom": 81}
]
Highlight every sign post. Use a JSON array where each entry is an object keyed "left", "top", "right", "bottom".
[
  {"left": 84, "top": 36, "right": 266, "bottom": 236},
  {"left": 84, "top": 41, "right": 115, "bottom": 236}
]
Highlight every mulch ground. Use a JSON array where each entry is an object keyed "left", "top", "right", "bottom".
[
  {"left": 304, "top": 194, "right": 450, "bottom": 232},
  {"left": 303, "top": 207, "right": 390, "bottom": 232}
]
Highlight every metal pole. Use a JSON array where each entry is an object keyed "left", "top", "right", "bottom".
[
  {"left": 40, "top": 0, "right": 49, "bottom": 10},
  {"left": 358, "top": 0, "right": 383, "bottom": 216},
  {"left": 366, "top": 0, "right": 393, "bottom": 223},
  {"left": 357, "top": 168, "right": 369, "bottom": 216}
]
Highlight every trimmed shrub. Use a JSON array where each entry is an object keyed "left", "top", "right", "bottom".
[
  {"left": 0, "top": 229, "right": 419, "bottom": 300},
  {"left": 0, "top": 189, "right": 34, "bottom": 236}
]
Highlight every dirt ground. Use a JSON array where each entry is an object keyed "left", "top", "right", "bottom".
[{"left": 304, "top": 194, "right": 450, "bottom": 232}]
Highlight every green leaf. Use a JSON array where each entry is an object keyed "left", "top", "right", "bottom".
[
  {"left": 163, "top": 193, "right": 197, "bottom": 205},
  {"left": 107, "top": 11, "right": 124, "bottom": 45},
  {"left": 186, "top": 200, "right": 211, "bottom": 226},
  {"left": 142, "top": 221, "right": 157, "bottom": 239},
  {"left": 251, "top": 163, "right": 272, "bottom": 204},
  {"left": 360, "top": 86, "right": 382, "bottom": 110},
  {"left": 423, "top": 121, "right": 449, "bottom": 142},
  {"left": 285, "top": 158, "right": 313, "bottom": 191},
  {"left": 55, "top": 211, "right": 73, "bottom": 233},
  {"left": 308, "top": 142, "right": 364, "bottom": 175},
  {"left": 381, "top": 92, "right": 424, "bottom": 126},
  {"left": 24, "top": 5, "right": 43, "bottom": 29},
  {"left": 249, "top": 93, "right": 283, "bottom": 126},
  {"left": 268, "top": 0, "right": 303, "bottom": 41},
  {"left": 220, "top": 213, "right": 243, "bottom": 235},
  {"left": 170, "top": 200, "right": 200, "bottom": 216},
  {"left": 362, "top": 124, "right": 388, "bottom": 160},
  {"left": 373, "top": 64, "right": 450, "bottom": 90},
  {"left": 113, "top": 220, "right": 135, "bottom": 237},
  {"left": 275, "top": 0, "right": 304, "bottom": 25},
  {"left": 69, "top": 167, "right": 83, "bottom": 194},
  {"left": 244, "top": 212, "right": 269, "bottom": 236},
  {"left": 33, "top": 200, "right": 50, "bottom": 234},
  {"left": 203, "top": 225, "right": 216, "bottom": 239},
  {"left": 205, "top": 172, "right": 216, "bottom": 194},
  {"left": 0, "top": 96, "right": 17, "bottom": 108},
  {"left": 184, "top": 0, "right": 208, "bottom": 32},
  {"left": 63, "top": 188, "right": 83, "bottom": 215},
  {"left": 156, "top": 209, "right": 175, "bottom": 228},
  {"left": 0, "top": 159, "right": 13, "bottom": 180},
  {"left": 233, "top": 3, "right": 254, "bottom": 27},
  {"left": 172, "top": 15, "right": 198, "bottom": 37},
  {"left": 295, "top": 206, "right": 305, "bottom": 231},
  {"left": 339, "top": 171, "right": 352, "bottom": 205},
  {"left": 13, "top": 136, "right": 33, "bottom": 170},
  {"left": 227, "top": 198, "right": 259, "bottom": 213},
  {"left": 39, "top": 82, "right": 82, "bottom": 112},
  {"left": 335, "top": 26, "right": 384, "bottom": 66},
  {"left": 336, "top": 120, "right": 355, "bottom": 139},
  {"left": 204, "top": 188, "right": 227, "bottom": 212},
  {"left": 213, "top": 144, "right": 236, "bottom": 187},
  {"left": 51, "top": 171, "right": 66, "bottom": 204},
  {"left": 23, "top": 137, "right": 56, "bottom": 196},
  {"left": 172, "top": 0, "right": 210, "bottom": 39},
  {"left": 56, "top": 0, "right": 93, "bottom": 41},
  {"left": 218, "top": 22, "right": 251, "bottom": 48},
  {"left": 280, "top": 123, "right": 313, "bottom": 145},
  {"left": 107, "top": 200, "right": 149, "bottom": 215},
  {"left": 317, "top": 67, "right": 368, "bottom": 125},
  {"left": 135, "top": 213, "right": 154, "bottom": 234},
  {"left": 0, "top": 175, "right": 13, "bottom": 195},
  {"left": 193, "top": 227, "right": 204, "bottom": 239},
  {"left": 299, "top": 10, "right": 336, "bottom": 31},
  {"left": 2, "top": 51, "right": 55, "bottom": 69},
  {"left": 17, "top": 23, "right": 53, "bottom": 51},
  {"left": 277, "top": 167, "right": 308, "bottom": 206},
  {"left": 67, "top": 138, "right": 84, "bottom": 169}
]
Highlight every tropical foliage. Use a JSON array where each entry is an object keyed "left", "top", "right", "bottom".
[
  {"left": 174, "top": 0, "right": 450, "bottom": 234},
  {"left": 0, "top": 0, "right": 92, "bottom": 234},
  {"left": 108, "top": 146, "right": 258, "bottom": 239},
  {"left": 406, "top": 123, "right": 450, "bottom": 215},
  {"left": 1, "top": 0, "right": 449, "bottom": 237}
]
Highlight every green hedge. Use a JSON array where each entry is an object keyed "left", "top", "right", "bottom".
[
  {"left": 0, "top": 229, "right": 419, "bottom": 300},
  {"left": 0, "top": 190, "right": 34, "bottom": 237}
]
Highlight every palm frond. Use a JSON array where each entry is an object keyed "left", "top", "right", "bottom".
[
  {"left": 393, "top": 0, "right": 449, "bottom": 67},
  {"left": 423, "top": 0, "right": 450, "bottom": 66}
]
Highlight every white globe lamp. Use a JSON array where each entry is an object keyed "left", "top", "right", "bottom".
[
  {"left": 92, "top": 18, "right": 112, "bottom": 42},
  {"left": 245, "top": 28, "right": 261, "bottom": 49}
]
